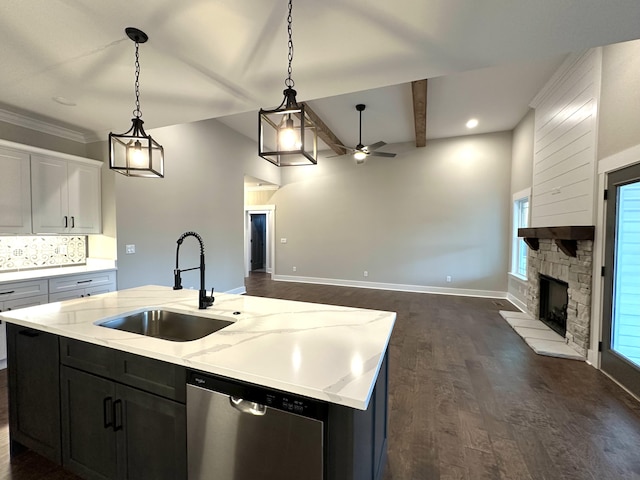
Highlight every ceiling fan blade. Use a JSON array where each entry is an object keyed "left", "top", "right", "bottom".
[
  {"left": 366, "top": 141, "right": 387, "bottom": 151},
  {"left": 370, "top": 151, "right": 396, "bottom": 158}
]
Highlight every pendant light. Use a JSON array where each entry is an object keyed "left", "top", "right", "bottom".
[
  {"left": 258, "top": 0, "right": 318, "bottom": 166},
  {"left": 109, "top": 28, "right": 164, "bottom": 178}
]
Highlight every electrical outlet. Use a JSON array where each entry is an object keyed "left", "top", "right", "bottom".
[
  {"left": 446, "top": 275, "right": 452, "bottom": 283},
  {"left": 125, "top": 244, "right": 136, "bottom": 254},
  {"left": 280, "top": 238, "right": 287, "bottom": 244},
  {"left": 293, "top": 266, "right": 297, "bottom": 272},
  {"left": 363, "top": 271, "right": 368, "bottom": 277}
]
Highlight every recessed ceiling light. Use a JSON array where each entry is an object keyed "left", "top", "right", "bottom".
[
  {"left": 52, "top": 96, "right": 76, "bottom": 107},
  {"left": 466, "top": 118, "right": 478, "bottom": 129}
]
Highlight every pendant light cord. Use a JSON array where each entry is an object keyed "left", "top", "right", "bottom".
[
  {"left": 133, "top": 41, "right": 142, "bottom": 118},
  {"left": 285, "top": 0, "right": 294, "bottom": 88}
]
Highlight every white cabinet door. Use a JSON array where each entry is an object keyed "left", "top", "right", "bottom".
[
  {"left": 31, "top": 155, "right": 102, "bottom": 234},
  {"left": 0, "top": 147, "right": 32, "bottom": 234},
  {"left": 31, "top": 155, "right": 70, "bottom": 234},
  {"left": 68, "top": 162, "right": 102, "bottom": 234}
]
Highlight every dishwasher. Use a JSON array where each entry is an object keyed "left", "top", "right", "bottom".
[{"left": 187, "top": 370, "right": 326, "bottom": 480}]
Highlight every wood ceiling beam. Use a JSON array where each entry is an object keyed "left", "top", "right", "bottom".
[
  {"left": 302, "top": 103, "right": 347, "bottom": 156},
  {"left": 411, "top": 79, "right": 428, "bottom": 148}
]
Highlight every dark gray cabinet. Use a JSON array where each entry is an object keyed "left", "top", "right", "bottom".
[
  {"left": 61, "top": 366, "right": 186, "bottom": 480},
  {"left": 59, "top": 338, "right": 186, "bottom": 480},
  {"left": 7, "top": 324, "right": 62, "bottom": 463}
]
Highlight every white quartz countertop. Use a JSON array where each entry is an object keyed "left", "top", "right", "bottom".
[{"left": 0, "top": 285, "right": 395, "bottom": 410}]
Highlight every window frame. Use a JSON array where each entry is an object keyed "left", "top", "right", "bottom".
[{"left": 511, "top": 188, "right": 531, "bottom": 279}]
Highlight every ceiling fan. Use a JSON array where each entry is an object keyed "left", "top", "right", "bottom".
[{"left": 331, "top": 104, "right": 396, "bottom": 164}]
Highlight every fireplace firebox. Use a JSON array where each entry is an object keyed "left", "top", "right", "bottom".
[{"left": 539, "top": 274, "right": 568, "bottom": 337}]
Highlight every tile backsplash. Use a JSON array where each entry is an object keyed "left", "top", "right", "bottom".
[{"left": 0, "top": 236, "right": 87, "bottom": 271}]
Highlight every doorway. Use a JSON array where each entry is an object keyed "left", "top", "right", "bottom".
[
  {"left": 250, "top": 214, "right": 266, "bottom": 272},
  {"left": 244, "top": 206, "right": 275, "bottom": 278},
  {"left": 601, "top": 162, "right": 640, "bottom": 399}
]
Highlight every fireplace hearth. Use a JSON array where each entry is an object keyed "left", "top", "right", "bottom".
[{"left": 539, "top": 274, "right": 568, "bottom": 336}]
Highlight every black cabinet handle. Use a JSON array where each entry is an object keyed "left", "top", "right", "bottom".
[
  {"left": 103, "top": 397, "right": 113, "bottom": 429},
  {"left": 0, "top": 290, "right": 15, "bottom": 295},
  {"left": 71, "top": 216, "right": 75, "bottom": 228},
  {"left": 18, "top": 329, "right": 39, "bottom": 337},
  {"left": 113, "top": 399, "right": 123, "bottom": 431},
  {"left": 77, "top": 280, "right": 93, "bottom": 284},
  {"left": 64, "top": 216, "right": 68, "bottom": 228}
]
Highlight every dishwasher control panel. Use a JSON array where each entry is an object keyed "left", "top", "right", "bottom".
[{"left": 188, "top": 370, "right": 327, "bottom": 421}]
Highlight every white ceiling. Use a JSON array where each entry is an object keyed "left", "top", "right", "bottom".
[{"left": 1, "top": 1, "right": 639, "bottom": 146}]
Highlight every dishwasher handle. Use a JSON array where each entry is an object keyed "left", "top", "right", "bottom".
[{"left": 230, "top": 396, "right": 267, "bottom": 416}]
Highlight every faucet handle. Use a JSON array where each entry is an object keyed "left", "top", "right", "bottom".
[
  {"left": 207, "top": 287, "right": 215, "bottom": 306},
  {"left": 173, "top": 269, "right": 183, "bottom": 290}
]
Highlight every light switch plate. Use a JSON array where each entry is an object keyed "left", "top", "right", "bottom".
[{"left": 125, "top": 244, "right": 136, "bottom": 254}]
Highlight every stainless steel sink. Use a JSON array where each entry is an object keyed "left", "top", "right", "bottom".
[{"left": 98, "top": 309, "right": 232, "bottom": 342}]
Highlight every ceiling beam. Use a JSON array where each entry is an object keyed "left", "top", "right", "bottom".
[
  {"left": 411, "top": 79, "right": 428, "bottom": 147},
  {"left": 302, "top": 103, "right": 347, "bottom": 156}
]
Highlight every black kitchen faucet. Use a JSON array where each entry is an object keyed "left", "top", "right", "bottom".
[{"left": 173, "top": 231, "right": 214, "bottom": 309}]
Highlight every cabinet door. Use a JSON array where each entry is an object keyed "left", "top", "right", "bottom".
[
  {"left": 31, "top": 155, "right": 70, "bottom": 233},
  {"left": 7, "top": 324, "right": 61, "bottom": 463},
  {"left": 0, "top": 147, "right": 31, "bottom": 234},
  {"left": 61, "top": 366, "right": 118, "bottom": 480},
  {"left": 68, "top": 162, "right": 102, "bottom": 234},
  {"left": 116, "top": 384, "right": 187, "bottom": 480}
]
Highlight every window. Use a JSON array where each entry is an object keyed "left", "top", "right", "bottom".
[{"left": 512, "top": 190, "right": 530, "bottom": 278}]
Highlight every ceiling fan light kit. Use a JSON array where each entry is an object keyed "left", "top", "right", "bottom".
[
  {"left": 327, "top": 104, "right": 397, "bottom": 164},
  {"left": 258, "top": 0, "right": 318, "bottom": 167},
  {"left": 109, "top": 27, "right": 164, "bottom": 178}
]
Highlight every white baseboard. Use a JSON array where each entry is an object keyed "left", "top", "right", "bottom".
[
  {"left": 272, "top": 275, "right": 507, "bottom": 299},
  {"left": 506, "top": 293, "right": 527, "bottom": 312},
  {"left": 225, "top": 286, "right": 247, "bottom": 295}
]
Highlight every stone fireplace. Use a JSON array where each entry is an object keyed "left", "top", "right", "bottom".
[{"left": 519, "top": 227, "right": 595, "bottom": 357}]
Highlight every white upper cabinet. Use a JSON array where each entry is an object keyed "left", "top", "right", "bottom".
[
  {"left": 0, "top": 146, "right": 32, "bottom": 234},
  {"left": 31, "top": 155, "right": 102, "bottom": 234}
]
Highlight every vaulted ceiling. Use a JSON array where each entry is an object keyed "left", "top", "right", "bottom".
[{"left": 1, "top": 1, "right": 639, "bottom": 146}]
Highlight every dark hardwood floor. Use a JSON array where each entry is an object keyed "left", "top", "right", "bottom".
[{"left": 1, "top": 272, "right": 640, "bottom": 479}]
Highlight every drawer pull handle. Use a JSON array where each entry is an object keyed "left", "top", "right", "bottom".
[
  {"left": 18, "top": 330, "right": 39, "bottom": 338},
  {"left": 77, "top": 280, "right": 93, "bottom": 284},
  {"left": 64, "top": 216, "right": 68, "bottom": 228},
  {"left": 0, "top": 290, "right": 15, "bottom": 295},
  {"left": 103, "top": 397, "right": 113, "bottom": 429},
  {"left": 71, "top": 216, "right": 75, "bottom": 228}
]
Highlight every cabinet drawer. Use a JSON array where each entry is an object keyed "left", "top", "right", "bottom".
[
  {"left": 60, "top": 337, "right": 115, "bottom": 378},
  {"left": 0, "top": 279, "right": 48, "bottom": 302},
  {"left": 1, "top": 294, "right": 49, "bottom": 313},
  {"left": 49, "top": 271, "right": 116, "bottom": 294},
  {"left": 115, "top": 352, "right": 186, "bottom": 403},
  {"left": 60, "top": 337, "right": 185, "bottom": 403}
]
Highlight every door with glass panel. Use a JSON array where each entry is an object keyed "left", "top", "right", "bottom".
[{"left": 602, "top": 163, "right": 640, "bottom": 398}]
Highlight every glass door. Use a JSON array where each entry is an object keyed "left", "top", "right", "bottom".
[{"left": 602, "top": 163, "right": 640, "bottom": 398}]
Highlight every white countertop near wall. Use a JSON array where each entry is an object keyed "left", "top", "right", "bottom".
[
  {"left": 0, "top": 258, "right": 116, "bottom": 283},
  {"left": 0, "top": 285, "right": 395, "bottom": 410}
]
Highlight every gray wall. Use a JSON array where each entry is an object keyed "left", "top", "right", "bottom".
[
  {"left": 507, "top": 109, "right": 535, "bottom": 308},
  {"left": 598, "top": 39, "right": 640, "bottom": 161},
  {"left": 510, "top": 109, "right": 534, "bottom": 195},
  {"left": 0, "top": 120, "right": 87, "bottom": 156},
  {"left": 115, "top": 117, "right": 278, "bottom": 293},
  {"left": 271, "top": 132, "right": 513, "bottom": 292}
]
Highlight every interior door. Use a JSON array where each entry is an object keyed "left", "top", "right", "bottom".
[
  {"left": 250, "top": 214, "right": 266, "bottom": 271},
  {"left": 601, "top": 162, "right": 640, "bottom": 399}
]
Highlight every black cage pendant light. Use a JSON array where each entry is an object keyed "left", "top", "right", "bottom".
[
  {"left": 109, "top": 28, "right": 164, "bottom": 178},
  {"left": 258, "top": 0, "right": 318, "bottom": 166}
]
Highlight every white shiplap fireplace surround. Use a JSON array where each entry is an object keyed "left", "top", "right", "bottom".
[{"left": 522, "top": 47, "right": 602, "bottom": 359}]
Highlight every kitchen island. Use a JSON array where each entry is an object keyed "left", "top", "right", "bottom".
[{"left": 0, "top": 285, "right": 395, "bottom": 480}]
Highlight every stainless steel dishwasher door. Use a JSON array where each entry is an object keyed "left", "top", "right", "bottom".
[{"left": 187, "top": 384, "right": 324, "bottom": 480}]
